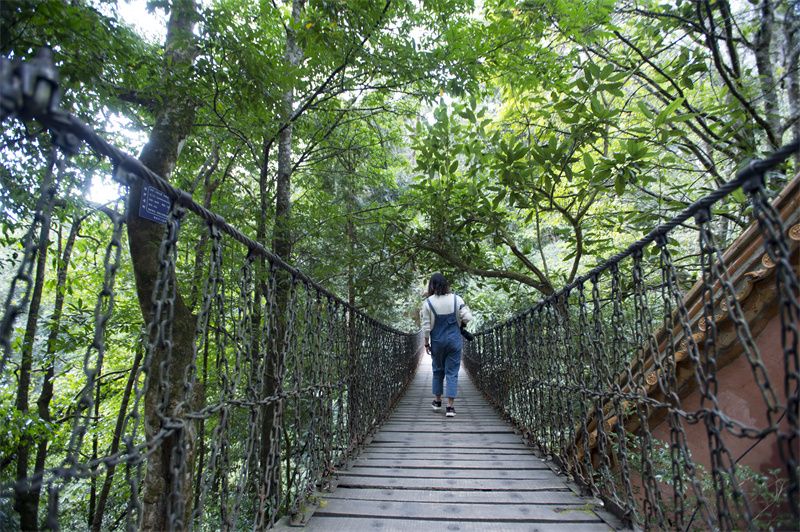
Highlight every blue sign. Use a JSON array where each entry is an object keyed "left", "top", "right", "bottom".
[{"left": 138, "top": 184, "right": 172, "bottom": 224}]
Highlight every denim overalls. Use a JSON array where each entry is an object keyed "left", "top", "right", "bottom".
[{"left": 427, "top": 294, "right": 462, "bottom": 398}]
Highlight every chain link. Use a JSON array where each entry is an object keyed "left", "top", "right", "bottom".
[
  {"left": 0, "top": 146, "right": 60, "bottom": 377},
  {"left": 465, "top": 145, "right": 800, "bottom": 529},
  {"left": 0, "top": 52, "right": 420, "bottom": 531}
]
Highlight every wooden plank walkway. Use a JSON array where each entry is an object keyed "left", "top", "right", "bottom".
[{"left": 279, "top": 359, "right": 620, "bottom": 531}]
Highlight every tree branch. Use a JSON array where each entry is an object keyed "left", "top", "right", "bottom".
[
  {"left": 415, "top": 240, "right": 554, "bottom": 295},
  {"left": 502, "top": 236, "right": 553, "bottom": 291},
  {"left": 266, "top": 0, "right": 394, "bottom": 145},
  {"left": 698, "top": 0, "right": 778, "bottom": 147},
  {"left": 611, "top": 30, "right": 727, "bottom": 144}
]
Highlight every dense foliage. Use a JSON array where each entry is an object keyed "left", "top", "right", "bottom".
[{"left": 0, "top": 0, "right": 797, "bottom": 528}]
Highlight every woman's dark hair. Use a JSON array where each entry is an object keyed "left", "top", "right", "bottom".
[{"left": 427, "top": 273, "right": 450, "bottom": 296}]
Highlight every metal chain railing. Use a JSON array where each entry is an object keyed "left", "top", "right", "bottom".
[
  {"left": 0, "top": 50, "right": 420, "bottom": 530},
  {"left": 465, "top": 140, "right": 800, "bottom": 530}
]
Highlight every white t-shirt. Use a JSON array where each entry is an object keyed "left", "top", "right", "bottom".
[{"left": 420, "top": 294, "right": 473, "bottom": 342}]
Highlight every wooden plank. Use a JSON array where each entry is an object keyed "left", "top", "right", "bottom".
[
  {"left": 316, "top": 499, "right": 604, "bottom": 522},
  {"left": 393, "top": 408, "right": 500, "bottom": 412},
  {"left": 338, "top": 467, "right": 560, "bottom": 480},
  {"left": 376, "top": 416, "right": 510, "bottom": 423},
  {"left": 366, "top": 442, "right": 532, "bottom": 450},
  {"left": 322, "top": 488, "right": 584, "bottom": 505},
  {"left": 349, "top": 459, "right": 550, "bottom": 469},
  {"left": 291, "top": 362, "right": 617, "bottom": 531},
  {"left": 370, "top": 434, "right": 525, "bottom": 444},
  {"left": 392, "top": 408, "right": 497, "bottom": 412},
  {"left": 334, "top": 476, "right": 570, "bottom": 490},
  {"left": 392, "top": 408, "right": 500, "bottom": 413},
  {"left": 368, "top": 435, "right": 529, "bottom": 442},
  {"left": 381, "top": 411, "right": 509, "bottom": 417},
  {"left": 382, "top": 419, "right": 511, "bottom": 424},
  {"left": 384, "top": 421, "right": 511, "bottom": 426},
  {"left": 358, "top": 448, "right": 535, "bottom": 456},
  {"left": 356, "top": 454, "right": 538, "bottom": 462},
  {"left": 357, "top": 454, "right": 537, "bottom": 462},
  {"left": 379, "top": 420, "right": 512, "bottom": 426},
  {"left": 380, "top": 423, "right": 512, "bottom": 429},
  {"left": 387, "top": 411, "right": 505, "bottom": 414},
  {"left": 379, "top": 426, "right": 515, "bottom": 433},
  {"left": 284, "top": 517, "right": 612, "bottom": 532}
]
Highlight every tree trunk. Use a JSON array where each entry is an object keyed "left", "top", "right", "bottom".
[
  {"left": 255, "top": 137, "right": 271, "bottom": 493},
  {"left": 190, "top": 164, "right": 223, "bottom": 514},
  {"left": 87, "top": 374, "right": 102, "bottom": 529},
  {"left": 754, "top": 0, "right": 780, "bottom": 147},
  {"left": 91, "top": 342, "right": 143, "bottom": 532},
  {"left": 258, "top": 1, "right": 305, "bottom": 526},
  {"left": 126, "top": 1, "right": 199, "bottom": 529},
  {"left": 14, "top": 157, "right": 56, "bottom": 532},
  {"left": 188, "top": 149, "right": 221, "bottom": 311},
  {"left": 785, "top": 4, "right": 800, "bottom": 164},
  {"left": 31, "top": 214, "right": 81, "bottom": 528},
  {"left": 347, "top": 220, "right": 356, "bottom": 310},
  {"left": 346, "top": 214, "right": 359, "bottom": 444},
  {"left": 273, "top": 0, "right": 304, "bottom": 265},
  {"left": 256, "top": 137, "right": 274, "bottom": 509},
  {"left": 340, "top": 152, "right": 360, "bottom": 444}
]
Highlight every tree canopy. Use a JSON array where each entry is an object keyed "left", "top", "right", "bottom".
[{"left": 0, "top": 0, "right": 798, "bottom": 528}]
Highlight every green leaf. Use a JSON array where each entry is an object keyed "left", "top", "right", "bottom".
[
  {"left": 492, "top": 188, "right": 507, "bottom": 208},
  {"left": 583, "top": 152, "right": 594, "bottom": 171},
  {"left": 686, "top": 62, "right": 707, "bottom": 75},
  {"left": 554, "top": 100, "right": 573, "bottom": 111},
  {"left": 598, "top": 82, "right": 624, "bottom": 97},
  {"left": 655, "top": 97, "right": 685, "bottom": 127},
  {"left": 614, "top": 173, "right": 626, "bottom": 195},
  {"left": 590, "top": 95, "right": 603, "bottom": 115},
  {"left": 547, "top": 135, "right": 557, "bottom": 153},
  {"left": 637, "top": 101, "right": 654, "bottom": 119}
]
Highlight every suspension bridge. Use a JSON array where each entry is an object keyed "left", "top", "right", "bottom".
[{"left": 0, "top": 50, "right": 798, "bottom": 531}]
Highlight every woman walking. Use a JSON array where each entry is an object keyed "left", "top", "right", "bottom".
[{"left": 421, "top": 273, "right": 473, "bottom": 417}]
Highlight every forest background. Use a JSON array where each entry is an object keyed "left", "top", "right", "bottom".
[{"left": 0, "top": 0, "right": 798, "bottom": 528}]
